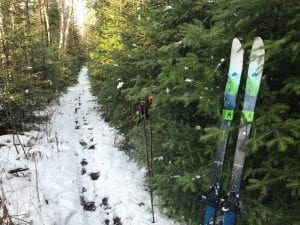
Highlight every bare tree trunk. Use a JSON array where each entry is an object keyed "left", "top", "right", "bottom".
[
  {"left": 63, "top": 0, "right": 73, "bottom": 51},
  {"left": 10, "top": 1, "right": 16, "bottom": 34},
  {"left": 25, "top": 0, "right": 31, "bottom": 31},
  {"left": 59, "top": 0, "right": 65, "bottom": 49},
  {"left": 22, "top": 0, "right": 31, "bottom": 66},
  {"left": 35, "top": 0, "right": 47, "bottom": 70},
  {"left": 36, "top": 0, "right": 44, "bottom": 34},
  {"left": 0, "top": 3, "right": 10, "bottom": 66},
  {"left": 137, "top": 0, "right": 145, "bottom": 21},
  {"left": 42, "top": 0, "right": 51, "bottom": 45},
  {"left": 0, "top": 12, "right": 6, "bottom": 65}
]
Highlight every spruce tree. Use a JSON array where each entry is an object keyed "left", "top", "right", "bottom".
[{"left": 87, "top": 0, "right": 300, "bottom": 224}]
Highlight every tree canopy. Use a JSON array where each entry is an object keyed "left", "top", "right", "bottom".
[{"left": 0, "top": 0, "right": 85, "bottom": 134}]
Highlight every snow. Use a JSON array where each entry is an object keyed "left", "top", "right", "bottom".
[
  {"left": 184, "top": 78, "right": 193, "bottom": 83},
  {"left": 154, "top": 156, "right": 163, "bottom": 161},
  {"left": 0, "top": 67, "right": 178, "bottom": 225},
  {"left": 164, "top": 6, "right": 172, "bottom": 11},
  {"left": 195, "top": 125, "right": 201, "bottom": 130},
  {"left": 175, "top": 40, "right": 183, "bottom": 45},
  {"left": 166, "top": 87, "right": 170, "bottom": 94},
  {"left": 117, "top": 81, "right": 124, "bottom": 89}
]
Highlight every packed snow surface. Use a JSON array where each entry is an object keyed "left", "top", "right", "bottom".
[{"left": 0, "top": 67, "right": 178, "bottom": 225}]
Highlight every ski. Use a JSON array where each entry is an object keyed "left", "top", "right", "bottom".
[
  {"left": 222, "top": 37, "right": 265, "bottom": 225},
  {"left": 202, "top": 38, "right": 244, "bottom": 225}
]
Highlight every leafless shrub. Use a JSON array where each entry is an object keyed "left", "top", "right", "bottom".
[{"left": 0, "top": 194, "right": 14, "bottom": 225}]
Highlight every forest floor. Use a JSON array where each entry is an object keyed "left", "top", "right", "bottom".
[{"left": 0, "top": 67, "right": 178, "bottom": 225}]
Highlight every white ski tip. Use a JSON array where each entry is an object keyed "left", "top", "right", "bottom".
[
  {"left": 249, "top": 37, "right": 265, "bottom": 74},
  {"left": 232, "top": 38, "right": 244, "bottom": 53},
  {"left": 252, "top": 37, "right": 265, "bottom": 55},
  {"left": 227, "top": 38, "right": 244, "bottom": 81},
  {"left": 254, "top": 36, "right": 264, "bottom": 45},
  {"left": 229, "top": 38, "right": 244, "bottom": 66}
]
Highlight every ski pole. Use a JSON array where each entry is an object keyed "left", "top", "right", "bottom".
[
  {"left": 139, "top": 97, "right": 155, "bottom": 223},
  {"left": 148, "top": 96, "right": 155, "bottom": 223}
]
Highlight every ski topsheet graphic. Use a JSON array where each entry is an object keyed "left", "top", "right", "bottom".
[
  {"left": 203, "top": 38, "right": 244, "bottom": 225},
  {"left": 202, "top": 37, "right": 265, "bottom": 225},
  {"left": 222, "top": 37, "right": 265, "bottom": 225}
]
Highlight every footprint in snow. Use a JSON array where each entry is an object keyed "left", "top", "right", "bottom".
[
  {"left": 80, "top": 196, "right": 96, "bottom": 211},
  {"left": 80, "top": 159, "right": 88, "bottom": 166},
  {"left": 88, "top": 144, "right": 96, "bottom": 150},
  {"left": 81, "top": 187, "right": 87, "bottom": 193},
  {"left": 113, "top": 217, "right": 122, "bottom": 225},
  {"left": 89, "top": 172, "right": 100, "bottom": 180},
  {"left": 79, "top": 141, "right": 87, "bottom": 147},
  {"left": 81, "top": 168, "right": 86, "bottom": 175},
  {"left": 100, "top": 197, "right": 112, "bottom": 210}
]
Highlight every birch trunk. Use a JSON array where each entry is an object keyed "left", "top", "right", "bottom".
[
  {"left": 137, "top": 0, "right": 145, "bottom": 21},
  {"left": 36, "top": 0, "right": 44, "bottom": 35},
  {"left": 59, "top": 0, "right": 65, "bottom": 49},
  {"left": 42, "top": 0, "right": 51, "bottom": 45},
  {"left": 25, "top": 0, "right": 31, "bottom": 31},
  {"left": 0, "top": 2, "right": 10, "bottom": 66},
  {"left": 0, "top": 12, "right": 5, "bottom": 66},
  {"left": 63, "top": 0, "right": 73, "bottom": 51}
]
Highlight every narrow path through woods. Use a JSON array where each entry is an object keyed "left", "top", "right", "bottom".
[
  {"left": 0, "top": 67, "right": 177, "bottom": 225},
  {"left": 36, "top": 67, "right": 178, "bottom": 225}
]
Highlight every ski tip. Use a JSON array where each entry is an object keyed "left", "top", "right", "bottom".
[
  {"left": 252, "top": 37, "right": 265, "bottom": 51},
  {"left": 248, "top": 37, "right": 265, "bottom": 76},
  {"left": 231, "top": 38, "right": 244, "bottom": 56},
  {"left": 232, "top": 37, "right": 240, "bottom": 42},
  {"left": 251, "top": 37, "right": 265, "bottom": 58},
  {"left": 232, "top": 38, "right": 242, "bottom": 48},
  {"left": 254, "top": 36, "right": 263, "bottom": 43}
]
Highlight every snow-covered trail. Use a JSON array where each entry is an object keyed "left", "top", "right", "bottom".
[{"left": 0, "top": 67, "right": 177, "bottom": 225}]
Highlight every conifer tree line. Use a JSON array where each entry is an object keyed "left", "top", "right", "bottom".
[
  {"left": 0, "top": 0, "right": 85, "bottom": 134},
  {"left": 87, "top": 0, "right": 299, "bottom": 224}
]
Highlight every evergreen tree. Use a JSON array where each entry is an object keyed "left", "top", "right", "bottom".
[
  {"left": 87, "top": 0, "right": 300, "bottom": 224},
  {"left": 0, "top": 0, "right": 85, "bottom": 134}
]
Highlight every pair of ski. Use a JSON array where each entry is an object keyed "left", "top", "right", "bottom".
[{"left": 202, "top": 37, "right": 265, "bottom": 225}]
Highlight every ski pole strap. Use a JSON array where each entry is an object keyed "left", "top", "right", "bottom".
[
  {"left": 139, "top": 100, "right": 146, "bottom": 119},
  {"left": 147, "top": 95, "right": 154, "bottom": 118},
  {"left": 139, "top": 96, "right": 154, "bottom": 121}
]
